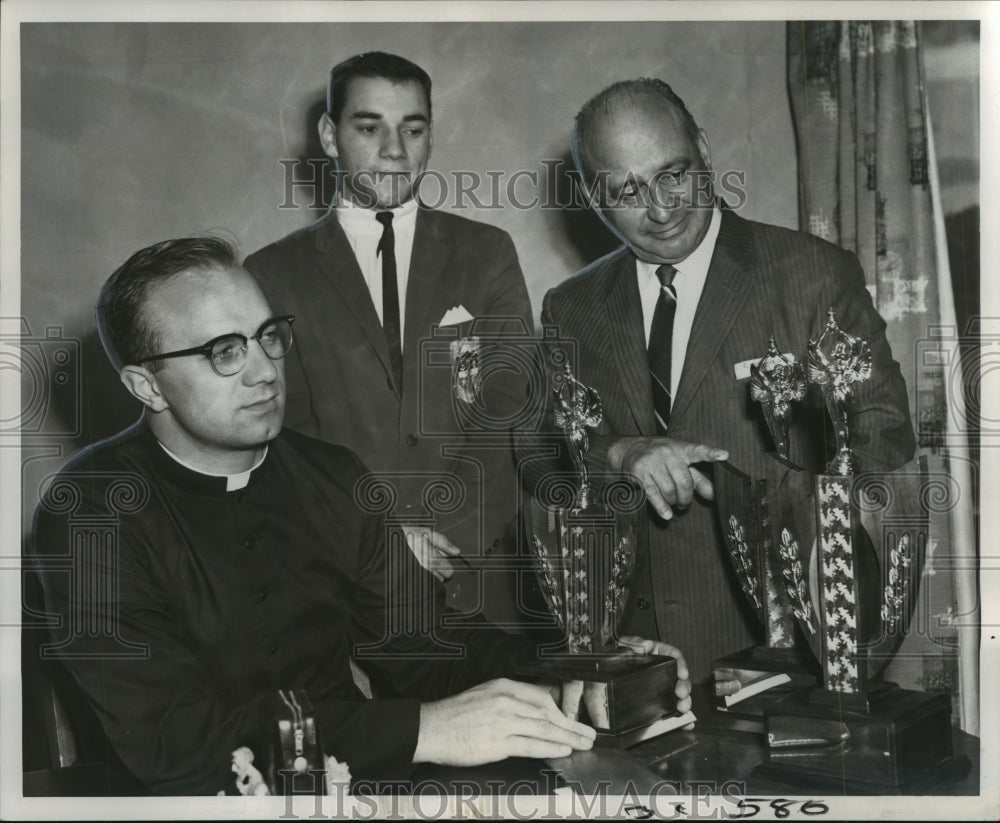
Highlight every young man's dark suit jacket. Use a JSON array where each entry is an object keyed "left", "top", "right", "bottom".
[
  {"left": 538, "top": 210, "right": 916, "bottom": 681},
  {"left": 245, "top": 208, "right": 533, "bottom": 623}
]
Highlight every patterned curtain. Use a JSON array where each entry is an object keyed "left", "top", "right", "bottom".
[{"left": 788, "top": 20, "right": 978, "bottom": 732}]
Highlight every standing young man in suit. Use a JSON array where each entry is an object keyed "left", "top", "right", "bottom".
[
  {"left": 245, "top": 53, "right": 534, "bottom": 624},
  {"left": 537, "top": 79, "right": 915, "bottom": 684}
]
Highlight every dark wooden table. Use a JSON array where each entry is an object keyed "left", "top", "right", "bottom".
[
  {"left": 552, "top": 686, "right": 979, "bottom": 798},
  {"left": 24, "top": 688, "right": 979, "bottom": 798}
]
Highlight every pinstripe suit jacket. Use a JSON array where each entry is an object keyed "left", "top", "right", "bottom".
[{"left": 539, "top": 210, "right": 915, "bottom": 681}]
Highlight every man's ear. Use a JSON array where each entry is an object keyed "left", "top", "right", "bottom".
[
  {"left": 120, "top": 365, "right": 169, "bottom": 412},
  {"left": 318, "top": 112, "right": 339, "bottom": 159},
  {"left": 696, "top": 128, "right": 712, "bottom": 171}
]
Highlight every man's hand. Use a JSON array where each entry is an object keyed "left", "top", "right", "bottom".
[
  {"left": 618, "top": 636, "right": 694, "bottom": 724},
  {"left": 556, "top": 679, "right": 612, "bottom": 727},
  {"left": 556, "top": 637, "right": 695, "bottom": 730},
  {"left": 713, "top": 667, "right": 742, "bottom": 700},
  {"left": 413, "top": 679, "right": 597, "bottom": 766},
  {"left": 403, "top": 527, "right": 461, "bottom": 581},
  {"left": 607, "top": 436, "right": 728, "bottom": 520}
]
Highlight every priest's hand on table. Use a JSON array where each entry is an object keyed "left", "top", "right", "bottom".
[{"left": 413, "top": 678, "right": 597, "bottom": 766}]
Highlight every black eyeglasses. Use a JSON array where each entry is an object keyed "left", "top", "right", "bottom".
[{"left": 142, "top": 315, "right": 296, "bottom": 377}]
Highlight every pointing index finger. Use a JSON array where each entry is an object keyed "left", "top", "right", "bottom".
[{"left": 681, "top": 442, "right": 729, "bottom": 464}]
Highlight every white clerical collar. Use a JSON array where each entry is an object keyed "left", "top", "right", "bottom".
[
  {"left": 336, "top": 196, "right": 419, "bottom": 235},
  {"left": 156, "top": 441, "right": 268, "bottom": 492}
]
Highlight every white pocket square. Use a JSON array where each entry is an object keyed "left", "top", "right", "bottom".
[{"left": 438, "top": 305, "right": 475, "bottom": 326}]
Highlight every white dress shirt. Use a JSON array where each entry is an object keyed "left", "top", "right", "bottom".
[
  {"left": 637, "top": 207, "right": 723, "bottom": 399},
  {"left": 336, "top": 197, "right": 419, "bottom": 340}
]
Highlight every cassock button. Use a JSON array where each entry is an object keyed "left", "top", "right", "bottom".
[
  {"left": 636, "top": 597, "right": 651, "bottom": 610},
  {"left": 255, "top": 587, "right": 269, "bottom": 603},
  {"left": 405, "top": 433, "right": 419, "bottom": 447},
  {"left": 386, "top": 377, "right": 394, "bottom": 391},
  {"left": 266, "top": 642, "right": 279, "bottom": 656},
  {"left": 244, "top": 535, "right": 257, "bottom": 550}
]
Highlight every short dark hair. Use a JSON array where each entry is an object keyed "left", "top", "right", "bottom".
[
  {"left": 572, "top": 78, "right": 701, "bottom": 183},
  {"left": 96, "top": 235, "right": 239, "bottom": 371},
  {"left": 327, "top": 51, "right": 432, "bottom": 123}
]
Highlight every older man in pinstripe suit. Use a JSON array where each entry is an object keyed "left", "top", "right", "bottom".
[{"left": 536, "top": 79, "right": 915, "bottom": 686}]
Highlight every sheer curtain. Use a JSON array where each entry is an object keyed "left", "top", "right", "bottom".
[{"left": 788, "top": 20, "right": 979, "bottom": 733}]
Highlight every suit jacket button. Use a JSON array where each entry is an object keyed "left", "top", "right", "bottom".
[
  {"left": 636, "top": 597, "right": 651, "bottom": 610},
  {"left": 405, "top": 433, "right": 419, "bottom": 447}
]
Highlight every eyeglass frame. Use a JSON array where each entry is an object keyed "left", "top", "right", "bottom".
[{"left": 140, "top": 315, "right": 296, "bottom": 377}]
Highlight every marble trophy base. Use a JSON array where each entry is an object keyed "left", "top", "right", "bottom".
[
  {"left": 758, "top": 682, "right": 971, "bottom": 792},
  {"left": 712, "top": 646, "right": 819, "bottom": 722},
  {"left": 519, "top": 652, "right": 685, "bottom": 748}
]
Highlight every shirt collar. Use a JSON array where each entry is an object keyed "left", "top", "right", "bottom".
[
  {"left": 336, "top": 195, "right": 419, "bottom": 235},
  {"left": 155, "top": 440, "right": 269, "bottom": 493}
]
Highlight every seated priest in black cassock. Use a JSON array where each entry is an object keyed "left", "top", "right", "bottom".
[{"left": 29, "top": 235, "right": 692, "bottom": 795}]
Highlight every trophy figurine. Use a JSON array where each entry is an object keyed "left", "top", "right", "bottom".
[
  {"left": 754, "top": 309, "right": 969, "bottom": 791},
  {"left": 523, "top": 363, "right": 695, "bottom": 746},
  {"left": 749, "top": 335, "right": 806, "bottom": 461},
  {"left": 552, "top": 361, "right": 603, "bottom": 511},
  {"left": 806, "top": 308, "right": 872, "bottom": 474}
]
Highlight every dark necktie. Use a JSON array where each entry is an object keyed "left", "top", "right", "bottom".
[
  {"left": 375, "top": 211, "right": 403, "bottom": 390},
  {"left": 648, "top": 264, "right": 677, "bottom": 434}
]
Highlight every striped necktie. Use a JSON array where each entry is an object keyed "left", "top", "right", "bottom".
[{"left": 648, "top": 264, "right": 677, "bottom": 434}]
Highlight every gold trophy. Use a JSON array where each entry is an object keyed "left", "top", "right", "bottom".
[{"left": 523, "top": 363, "right": 694, "bottom": 746}]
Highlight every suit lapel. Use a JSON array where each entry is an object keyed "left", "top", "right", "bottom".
[
  {"left": 604, "top": 253, "right": 657, "bottom": 435},
  {"left": 402, "top": 209, "right": 454, "bottom": 380},
  {"left": 313, "top": 213, "right": 397, "bottom": 389},
  {"left": 670, "top": 211, "right": 756, "bottom": 428}
]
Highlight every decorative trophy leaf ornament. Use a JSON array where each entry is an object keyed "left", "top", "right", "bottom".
[
  {"left": 525, "top": 362, "right": 693, "bottom": 745},
  {"left": 726, "top": 515, "right": 762, "bottom": 613},
  {"left": 776, "top": 528, "right": 814, "bottom": 634}
]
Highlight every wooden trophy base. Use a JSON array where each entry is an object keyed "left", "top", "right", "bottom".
[
  {"left": 712, "top": 646, "right": 819, "bottom": 723},
  {"left": 757, "top": 683, "right": 971, "bottom": 792},
  {"left": 519, "top": 653, "right": 691, "bottom": 748}
]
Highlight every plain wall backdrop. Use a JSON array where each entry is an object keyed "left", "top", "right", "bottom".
[{"left": 18, "top": 21, "right": 798, "bottom": 518}]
